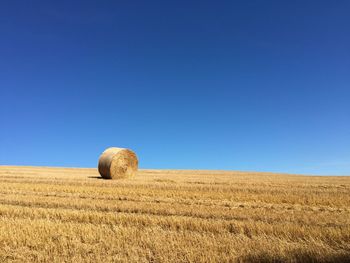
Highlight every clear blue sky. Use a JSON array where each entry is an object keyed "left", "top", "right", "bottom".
[{"left": 0, "top": 1, "right": 349, "bottom": 175}]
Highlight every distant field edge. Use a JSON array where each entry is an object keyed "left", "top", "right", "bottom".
[{"left": 0, "top": 165, "right": 348, "bottom": 177}]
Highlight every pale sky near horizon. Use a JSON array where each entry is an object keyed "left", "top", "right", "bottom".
[{"left": 0, "top": 1, "right": 349, "bottom": 175}]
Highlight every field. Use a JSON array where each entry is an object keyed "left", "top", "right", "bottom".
[{"left": 0, "top": 166, "right": 349, "bottom": 262}]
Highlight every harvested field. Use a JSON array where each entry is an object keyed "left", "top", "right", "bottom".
[{"left": 0, "top": 166, "right": 349, "bottom": 262}]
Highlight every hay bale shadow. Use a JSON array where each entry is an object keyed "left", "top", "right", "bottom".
[{"left": 87, "top": 176, "right": 106, "bottom": 180}]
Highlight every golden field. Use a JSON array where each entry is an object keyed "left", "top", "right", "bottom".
[{"left": 0, "top": 166, "right": 349, "bottom": 262}]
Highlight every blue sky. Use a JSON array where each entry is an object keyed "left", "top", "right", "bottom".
[{"left": 0, "top": 1, "right": 349, "bottom": 175}]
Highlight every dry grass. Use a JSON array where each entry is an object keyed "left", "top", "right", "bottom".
[{"left": 0, "top": 166, "right": 349, "bottom": 262}]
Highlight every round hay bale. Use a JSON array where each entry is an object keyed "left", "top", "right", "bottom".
[{"left": 98, "top": 147, "right": 138, "bottom": 179}]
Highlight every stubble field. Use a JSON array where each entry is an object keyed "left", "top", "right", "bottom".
[{"left": 0, "top": 166, "right": 349, "bottom": 262}]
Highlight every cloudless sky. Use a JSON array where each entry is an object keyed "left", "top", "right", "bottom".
[{"left": 0, "top": 1, "right": 349, "bottom": 175}]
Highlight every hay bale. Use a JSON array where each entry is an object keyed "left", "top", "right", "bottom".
[{"left": 98, "top": 147, "right": 138, "bottom": 179}]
